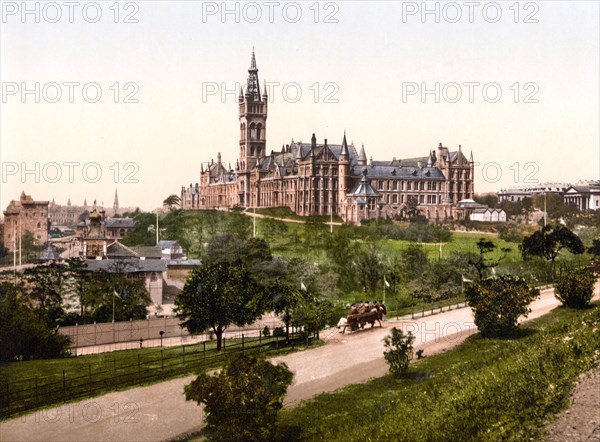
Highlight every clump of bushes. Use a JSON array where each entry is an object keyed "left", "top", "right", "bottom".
[
  {"left": 554, "top": 267, "right": 596, "bottom": 308},
  {"left": 383, "top": 327, "right": 415, "bottom": 377},
  {"left": 465, "top": 275, "right": 540, "bottom": 337},
  {"left": 184, "top": 354, "right": 293, "bottom": 442}
]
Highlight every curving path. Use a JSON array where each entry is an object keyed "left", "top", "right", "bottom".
[{"left": 1, "top": 283, "right": 599, "bottom": 442}]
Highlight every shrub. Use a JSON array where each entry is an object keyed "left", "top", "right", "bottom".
[
  {"left": 465, "top": 275, "right": 540, "bottom": 337},
  {"left": 554, "top": 267, "right": 596, "bottom": 308},
  {"left": 272, "top": 326, "right": 285, "bottom": 337},
  {"left": 262, "top": 325, "right": 271, "bottom": 337},
  {"left": 184, "top": 354, "right": 293, "bottom": 442},
  {"left": 383, "top": 327, "right": 415, "bottom": 377}
]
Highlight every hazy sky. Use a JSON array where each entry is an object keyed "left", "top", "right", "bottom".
[{"left": 1, "top": 1, "right": 598, "bottom": 212}]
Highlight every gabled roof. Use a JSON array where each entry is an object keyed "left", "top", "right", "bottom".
[
  {"left": 131, "top": 246, "right": 163, "bottom": 259},
  {"left": 106, "top": 218, "right": 135, "bottom": 228},
  {"left": 349, "top": 171, "right": 381, "bottom": 197},
  {"left": 106, "top": 241, "right": 138, "bottom": 258}
]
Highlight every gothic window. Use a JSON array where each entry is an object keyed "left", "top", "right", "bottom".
[
  {"left": 256, "top": 123, "right": 262, "bottom": 140},
  {"left": 151, "top": 272, "right": 158, "bottom": 282},
  {"left": 37, "top": 222, "right": 41, "bottom": 228},
  {"left": 407, "top": 182, "right": 412, "bottom": 190},
  {"left": 249, "top": 123, "right": 256, "bottom": 139},
  {"left": 392, "top": 194, "right": 398, "bottom": 203},
  {"left": 392, "top": 181, "right": 398, "bottom": 190}
]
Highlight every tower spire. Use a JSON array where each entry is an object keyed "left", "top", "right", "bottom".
[
  {"left": 340, "top": 131, "right": 349, "bottom": 156},
  {"left": 113, "top": 188, "right": 119, "bottom": 214},
  {"left": 246, "top": 48, "right": 261, "bottom": 100}
]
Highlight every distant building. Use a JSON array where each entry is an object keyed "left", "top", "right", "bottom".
[
  {"left": 181, "top": 51, "right": 475, "bottom": 223},
  {"left": 498, "top": 183, "right": 568, "bottom": 203},
  {"left": 564, "top": 181, "right": 600, "bottom": 211},
  {"left": 470, "top": 208, "right": 507, "bottom": 223},
  {"left": 3, "top": 191, "right": 49, "bottom": 252}
]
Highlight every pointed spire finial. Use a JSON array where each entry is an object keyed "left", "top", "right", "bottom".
[{"left": 341, "top": 131, "right": 349, "bottom": 156}]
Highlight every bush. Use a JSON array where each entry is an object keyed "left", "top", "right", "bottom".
[
  {"left": 262, "top": 325, "right": 271, "bottom": 337},
  {"left": 465, "top": 275, "right": 540, "bottom": 337},
  {"left": 272, "top": 326, "right": 285, "bottom": 337},
  {"left": 554, "top": 267, "right": 596, "bottom": 308},
  {"left": 383, "top": 327, "right": 415, "bottom": 377},
  {"left": 184, "top": 354, "right": 293, "bottom": 442}
]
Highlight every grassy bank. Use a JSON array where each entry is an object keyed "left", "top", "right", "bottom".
[
  {"left": 0, "top": 333, "right": 320, "bottom": 419},
  {"left": 275, "top": 303, "right": 600, "bottom": 441}
]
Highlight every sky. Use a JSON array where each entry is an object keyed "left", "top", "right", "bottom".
[{"left": 0, "top": 0, "right": 599, "bottom": 212}]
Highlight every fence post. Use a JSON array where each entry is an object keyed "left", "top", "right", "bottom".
[
  {"left": 113, "top": 358, "right": 117, "bottom": 388},
  {"left": 242, "top": 334, "right": 244, "bottom": 354},
  {"left": 63, "top": 370, "right": 67, "bottom": 402},
  {"left": 34, "top": 377, "right": 39, "bottom": 408},
  {"left": 182, "top": 345, "right": 186, "bottom": 367},
  {"left": 160, "top": 349, "right": 164, "bottom": 369},
  {"left": 223, "top": 337, "right": 226, "bottom": 352},
  {"left": 5, "top": 382, "right": 10, "bottom": 416},
  {"left": 88, "top": 365, "right": 92, "bottom": 394},
  {"left": 203, "top": 341, "right": 206, "bottom": 363},
  {"left": 137, "top": 354, "right": 141, "bottom": 385}
]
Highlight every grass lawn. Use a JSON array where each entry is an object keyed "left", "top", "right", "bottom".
[
  {"left": 0, "top": 333, "right": 320, "bottom": 419},
  {"left": 274, "top": 302, "right": 600, "bottom": 441}
]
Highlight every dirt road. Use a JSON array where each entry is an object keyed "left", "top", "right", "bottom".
[{"left": 1, "top": 284, "right": 598, "bottom": 442}]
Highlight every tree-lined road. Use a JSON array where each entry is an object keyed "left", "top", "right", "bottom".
[{"left": 1, "top": 282, "right": 599, "bottom": 442}]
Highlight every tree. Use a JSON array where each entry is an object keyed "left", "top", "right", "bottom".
[
  {"left": 259, "top": 217, "right": 287, "bottom": 244},
  {"left": 22, "top": 263, "right": 67, "bottom": 326},
  {"left": 588, "top": 239, "right": 600, "bottom": 257},
  {"left": 184, "top": 354, "right": 293, "bottom": 442},
  {"left": 354, "top": 244, "right": 384, "bottom": 295},
  {"left": 383, "top": 328, "right": 415, "bottom": 377},
  {"left": 0, "top": 282, "right": 71, "bottom": 362},
  {"left": 468, "top": 238, "right": 511, "bottom": 280},
  {"left": 175, "top": 262, "right": 267, "bottom": 350},
  {"left": 270, "top": 282, "right": 303, "bottom": 343},
  {"left": 554, "top": 267, "right": 596, "bottom": 308},
  {"left": 163, "top": 194, "right": 181, "bottom": 211},
  {"left": 520, "top": 225, "right": 585, "bottom": 280},
  {"left": 465, "top": 275, "right": 540, "bottom": 337}
]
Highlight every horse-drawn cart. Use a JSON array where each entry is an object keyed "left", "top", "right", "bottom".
[{"left": 337, "top": 302, "right": 387, "bottom": 334}]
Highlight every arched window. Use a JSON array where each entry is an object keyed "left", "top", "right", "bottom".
[
  {"left": 249, "top": 123, "right": 256, "bottom": 139},
  {"left": 37, "top": 222, "right": 41, "bottom": 228},
  {"left": 150, "top": 272, "right": 157, "bottom": 282},
  {"left": 256, "top": 123, "right": 262, "bottom": 140}
]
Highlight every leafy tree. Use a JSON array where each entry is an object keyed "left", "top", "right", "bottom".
[
  {"left": 400, "top": 244, "right": 429, "bottom": 281},
  {"left": 270, "top": 282, "right": 303, "bottom": 343},
  {"left": 520, "top": 225, "right": 585, "bottom": 280},
  {"left": 383, "top": 327, "right": 415, "bottom": 377},
  {"left": 465, "top": 275, "right": 540, "bottom": 337},
  {"left": 259, "top": 217, "right": 288, "bottom": 244},
  {"left": 473, "top": 193, "right": 499, "bottom": 208},
  {"left": 184, "top": 354, "right": 293, "bottom": 442},
  {"left": 83, "top": 271, "right": 151, "bottom": 323},
  {"left": 554, "top": 267, "right": 596, "bottom": 308},
  {"left": 163, "top": 194, "right": 181, "bottom": 210},
  {"left": 354, "top": 244, "right": 384, "bottom": 295},
  {"left": 468, "top": 239, "right": 511, "bottom": 280},
  {"left": 0, "top": 282, "right": 71, "bottom": 362},
  {"left": 588, "top": 239, "right": 600, "bottom": 257},
  {"left": 290, "top": 295, "right": 339, "bottom": 340},
  {"left": 22, "top": 263, "right": 67, "bottom": 325},
  {"left": 175, "top": 262, "right": 267, "bottom": 350}
]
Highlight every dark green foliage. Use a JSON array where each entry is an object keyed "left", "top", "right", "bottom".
[
  {"left": 0, "top": 283, "right": 71, "bottom": 362},
  {"left": 276, "top": 305, "right": 600, "bottom": 441},
  {"left": 272, "top": 327, "right": 285, "bottom": 338},
  {"left": 468, "top": 238, "right": 511, "bottom": 279},
  {"left": 465, "top": 275, "right": 540, "bottom": 337},
  {"left": 383, "top": 328, "right": 415, "bottom": 377},
  {"left": 554, "top": 267, "right": 596, "bottom": 308},
  {"left": 521, "top": 225, "right": 585, "bottom": 279},
  {"left": 175, "top": 262, "right": 268, "bottom": 350},
  {"left": 588, "top": 238, "right": 600, "bottom": 257},
  {"left": 262, "top": 325, "right": 271, "bottom": 337},
  {"left": 270, "top": 282, "right": 303, "bottom": 342},
  {"left": 185, "top": 354, "right": 293, "bottom": 442}
]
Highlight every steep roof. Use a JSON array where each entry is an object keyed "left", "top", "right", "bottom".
[
  {"left": 85, "top": 258, "right": 166, "bottom": 273},
  {"left": 106, "top": 217, "right": 135, "bottom": 228}
]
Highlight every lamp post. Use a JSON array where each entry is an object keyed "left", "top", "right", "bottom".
[{"left": 159, "top": 330, "right": 165, "bottom": 347}]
